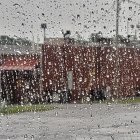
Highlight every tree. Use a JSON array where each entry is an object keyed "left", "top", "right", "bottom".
[
  {"left": 0, "top": 35, "right": 32, "bottom": 46},
  {"left": 89, "top": 31, "right": 103, "bottom": 42}
]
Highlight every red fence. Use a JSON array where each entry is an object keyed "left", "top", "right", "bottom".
[{"left": 42, "top": 44, "right": 140, "bottom": 99}]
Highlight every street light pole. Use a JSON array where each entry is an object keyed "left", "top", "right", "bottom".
[
  {"left": 31, "top": 25, "right": 35, "bottom": 52},
  {"left": 127, "top": 18, "right": 130, "bottom": 39},
  {"left": 40, "top": 23, "right": 47, "bottom": 99},
  {"left": 30, "top": 31, "right": 35, "bottom": 52},
  {"left": 61, "top": 30, "right": 71, "bottom": 90}
]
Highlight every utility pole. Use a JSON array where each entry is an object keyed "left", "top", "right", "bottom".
[
  {"left": 40, "top": 23, "right": 47, "bottom": 99},
  {"left": 116, "top": 0, "right": 119, "bottom": 46},
  {"left": 114, "top": 0, "right": 120, "bottom": 98}
]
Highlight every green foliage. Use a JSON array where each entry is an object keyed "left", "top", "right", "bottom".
[
  {"left": 89, "top": 31, "right": 103, "bottom": 42},
  {"left": 117, "top": 97, "right": 140, "bottom": 104},
  {"left": 104, "top": 97, "right": 140, "bottom": 104}
]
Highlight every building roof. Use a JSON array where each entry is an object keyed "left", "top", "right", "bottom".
[{"left": 0, "top": 55, "right": 39, "bottom": 71}]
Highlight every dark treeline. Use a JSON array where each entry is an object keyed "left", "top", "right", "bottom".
[{"left": 0, "top": 35, "right": 32, "bottom": 46}]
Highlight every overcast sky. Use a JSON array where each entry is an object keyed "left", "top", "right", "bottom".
[{"left": 0, "top": 0, "right": 140, "bottom": 43}]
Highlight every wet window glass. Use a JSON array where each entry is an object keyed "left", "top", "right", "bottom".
[{"left": 0, "top": 0, "right": 140, "bottom": 139}]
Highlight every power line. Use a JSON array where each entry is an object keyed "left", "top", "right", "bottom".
[
  {"left": 71, "top": 1, "right": 116, "bottom": 38},
  {"left": 72, "top": 0, "right": 140, "bottom": 39}
]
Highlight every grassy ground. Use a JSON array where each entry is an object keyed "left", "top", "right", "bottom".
[
  {"left": 116, "top": 97, "right": 140, "bottom": 104},
  {"left": 88, "top": 97, "right": 140, "bottom": 104},
  {"left": 0, "top": 97, "right": 140, "bottom": 115},
  {"left": 0, "top": 104, "right": 56, "bottom": 115},
  {"left": 101, "top": 97, "right": 140, "bottom": 104}
]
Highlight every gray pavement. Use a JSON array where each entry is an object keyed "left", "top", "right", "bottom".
[{"left": 0, "top": 103, "right": 140, "bottom": 140}]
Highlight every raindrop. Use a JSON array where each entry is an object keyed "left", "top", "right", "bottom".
[
  {"left": 83, "top": 4, "right": 85, "bottom": 7},
  {"left": 129, "top": 7, "right": 132, "bottom": 10},
  {"left": 130, "top": 25, "right": 134, "bottom": 29},
  {"left": 78, "top": 23, "right": 81, "bottom": 26},
  {"left": 31, "top": 135, "right": 34, "bottom": 139},
  {"left": 55, "top": 112, "right": 58, "bottom": 116},
  {"left": 13, "top": 3, "right": 20, "bottom": 7},
  {"left": 77, "top": 14, "right": 80, "bottom": 19},
  {"left": 24, "top": 134, "right": 28, "bottom": 139},
  {"left": 38, "top": 116, "right": 40, "bottom": 120}
]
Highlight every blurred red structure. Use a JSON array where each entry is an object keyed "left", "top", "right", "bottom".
[
  {"left": 0, "top": 44, "right": 139, "bottom": 103},
  {"left": 0, "top": 54, "right": 40, "bottom": 104},
  {"left": 42, "top": 44, "right": 140, "bottom": 100}
]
